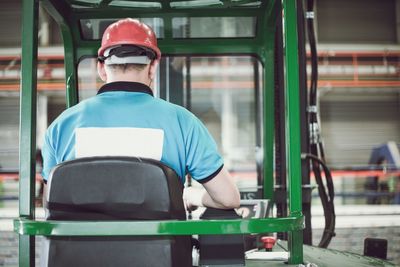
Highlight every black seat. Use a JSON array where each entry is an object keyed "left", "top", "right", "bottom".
[{"left": 43, "top": 156, "right": 192, "bottom": 267}]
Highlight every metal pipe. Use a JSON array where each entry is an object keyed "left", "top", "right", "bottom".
[
  {"left": 283, "top": 0, "right": 304, "bottom": 263},
  {"left": 19, "top": 0, "right": 39, "bottom": 265}
]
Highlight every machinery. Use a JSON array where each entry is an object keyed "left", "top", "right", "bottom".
[{"left": 14, "top": 0, "right": 395, "bottom": 266}]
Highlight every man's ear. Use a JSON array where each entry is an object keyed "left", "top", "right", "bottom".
[
  {"left": 148, "top": 59, "right": 159, "bottom": 80},
  {"left": 97, "top": 61, "right": 107, "bottom": 82}
]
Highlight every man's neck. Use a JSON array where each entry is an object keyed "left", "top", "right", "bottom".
[{"left": 107, "top": 76, "right": 150, "bottom": 86}]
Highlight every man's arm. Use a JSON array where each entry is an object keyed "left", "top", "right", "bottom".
[{"left": 183, "top": 166, "right": 240, "bottom": 209}]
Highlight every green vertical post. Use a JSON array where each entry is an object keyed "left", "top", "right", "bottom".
[
  {"left": 262, "top": 58, "right": 275, "bottom": 200},
  {"left": 40, "top": 0, "right": 78, "bottom": 107},
  {"left": 283, "top": 0, "right": 304, "bottom": 264},
  {"left": 19, "top": 0, "right": 39, "bottom": 266},
  {"left": 260, "top": 5, "right": 276, "bottom": 201}
]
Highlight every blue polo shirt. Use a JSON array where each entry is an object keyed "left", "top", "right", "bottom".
[{"left": 41, "top": 81, "right": 224, "bottom": 184}]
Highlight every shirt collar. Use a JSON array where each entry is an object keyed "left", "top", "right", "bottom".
[{"left": 97, "top": 81, "right": 154, "bottom": 96}]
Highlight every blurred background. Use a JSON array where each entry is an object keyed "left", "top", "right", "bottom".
[{"left": 0, "top": 0, "right": 400, "bottom": 266}]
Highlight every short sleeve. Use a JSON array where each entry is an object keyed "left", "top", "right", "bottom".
[
  {"left": 185, "top": 115, "right": 224, "bottom": 183},
  {"left": 41, "top": 132, "right": 57, "bottom": 183}
]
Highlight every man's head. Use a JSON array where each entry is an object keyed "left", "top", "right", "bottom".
[{"left": 97, "top": 18, "right": 161, "bottom": 85}]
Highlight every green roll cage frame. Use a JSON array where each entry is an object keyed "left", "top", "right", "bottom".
[{"left": 15, "top": 0, "right": 304, "bottom": 265}]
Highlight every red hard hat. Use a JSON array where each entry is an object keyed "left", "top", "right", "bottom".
[{"left": 98, "top": 18, "right": 161, "bottom": 60}]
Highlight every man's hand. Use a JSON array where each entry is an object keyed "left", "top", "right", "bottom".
[
  {"left": 184, "top": 167, "right": 240, "bottom": 210},
  {"left": 183, "top": 186, "right": 204, "bottom": 211}
]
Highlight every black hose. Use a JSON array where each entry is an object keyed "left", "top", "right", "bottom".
[
  {"left": 303, "top": 153, "right": 336, "bottom": 248},
  {"left": 305, "top": 0, "right": 336, "bottom": 248},
  {"left": 307, "top": 0, "right": 318, "bottom": 107}
]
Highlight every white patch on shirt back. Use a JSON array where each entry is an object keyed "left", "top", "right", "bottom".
[{"left": 75, "top": 127, "right": 164, "bottom": 160}]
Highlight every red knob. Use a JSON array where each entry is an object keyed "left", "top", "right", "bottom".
[{"left": 261, "top": 236, "right": 276, "bottom": 251}]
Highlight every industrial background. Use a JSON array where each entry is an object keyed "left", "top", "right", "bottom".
[{"left": 0, "top": 0, "right": 400, "bottom": 266}]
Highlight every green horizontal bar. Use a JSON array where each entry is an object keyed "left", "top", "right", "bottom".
[
  {"left": 15, "top": 217, "right": 304, "bottom": 237},
  {"left": 77, "top": 39, "right": 263, "bottom": 63},
  {"left": 160, "top": 40, "right": 261, "bottom": 55},
  {"left": 71, "top": 7, "right": 263, "bottom": 18}
]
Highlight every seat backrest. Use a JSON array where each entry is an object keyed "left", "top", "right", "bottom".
[
  {"left": 46, "top": 156, "right": 186, "bottom": 220},
  {"left": 43, "top": 157, "right": 191, "bottom": 267}
]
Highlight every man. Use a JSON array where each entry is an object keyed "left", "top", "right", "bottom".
[{"left": 41, "top": 18, "right": 240, "bottom": 210}]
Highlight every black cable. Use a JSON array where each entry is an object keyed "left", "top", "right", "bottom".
[
  {"left": 307, "top": 0, "right": 318, "bottom": 107},
  {"left": 305, "top": 0, "right": 336, "bottom": 248},
  {"left": 308, "top": 151, "right": 332, "bottom": 247},
  {"left": 303, "top": 153, "right": 336, "bottom": 248},
  {"left": 306, "top": 154, "right": 334, "bottom": 202}
]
